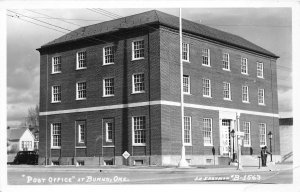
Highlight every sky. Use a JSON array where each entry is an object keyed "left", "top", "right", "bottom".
[{"left": 6, "top": 8, "right": 292, "bottom": 127}]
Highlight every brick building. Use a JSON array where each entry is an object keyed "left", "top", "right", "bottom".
[{"left": 37, "top": 10, "right": 280, "bottom": 166}]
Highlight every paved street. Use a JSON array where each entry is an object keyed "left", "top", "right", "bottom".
[{"left": 7, "top": 164, "right": 293, "bottom": 184}]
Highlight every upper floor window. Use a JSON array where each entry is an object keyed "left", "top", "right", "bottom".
[
  {"left": 243, "top": 122, "right": 251, "bottom": 147},
  {"left": 78, "top": 123, "right": 85, "bottom": 144},
  {"left": 257, "top": 62, "right": 264, "bottom": 78},
  {"left": 241, "top": 57, "right": 248, "bottom": 74},
  {"left": 259, "top": 123, "right": 266, "bottom": 147},
  {"left": 222, "top": 53, "right": 230, "bottom": 70},
  {"left": 132, "top": 40, "right": 144, "bottom": 60},
  {"left": 202, "top": 48, "right": 210, "bottom": 66},
  {"left": 242, "top": 85, "right": 249, "bottom": 103},
  {"left": 183, "top": 75, "right": 190, "bottom": 94},
  {"left": 51, "top": 85, "right": 61, "bottom": 103},
  {"left": 202, "top": 78, "right": 211, "bottom": 97},
  {"left": 103, "top": 46, "right": 115, "bottom": 65},
  {"left": 51, "top": 123, "right": 61, "bottom": 148},
  {"left": 182, "top": 43, "right": 189, "bottom": 62},
  {"left": 132, "top": 73, "right": 145, "bottom": 93},
  {"left": 132, "top": 116, "right": 146, "bottom": 145},
  {"left": 203, "top": 118, "right": 213, "bottom": 146},
  {"left": 76, "top": 51, "right": 86, "bottom": 69},
  {"left": 76, "top": 82, "right": 86, "bottom": 100},
  {"left": 223, "top": 82, "right": 231, "bottom": 100},
  {"left": 258, "top": 88, "right": 265, "bottom": 105},
  {"left": 184, "top": 116, "right": 192, "bottom": 145},
  {"left": 52, "top": 56, "right": 61, "bottom": 74},
  {"left": 103, "top": 78, "right": 114, "bottom": 97}
]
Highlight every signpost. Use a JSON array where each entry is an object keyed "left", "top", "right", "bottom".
[{"left": 122, "top": 151, "right": 130, "bottom": 166}]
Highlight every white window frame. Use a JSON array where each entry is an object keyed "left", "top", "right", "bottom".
[
  {"left": 52, "top": 56, "right": 61, "bottom": 74},
  {"left": 184, "top": 116, "right": 192, "bottom": 146},
  {"left": 242, "top": 85, "right": 249, "bottom": 103},
  {"left": 222, "top": 53, "right": 230, "bottom": 71},
  {"left": 103, "top": 77, "right": 115, "bottom": 97},
  {"left": 203, "top": 118, "right": 213, "bottom": 146},
  {"left": 202, "top": 78, "right": 211, "bottom": 97},
  {"left": 259, "top": 123, "right": 267, "bottom": 147},
  {"left": 182, "top": 43, "right": 189, "bottom": 62},
  {"left": 78, "top": 123, "right": 85, "bottom": 144},
  {"left": 105, "top": 122, "right": 113, "bottom": 142},
  {"left": 257, "top": 62, "right": 264, "bottom": 78},
  {"left": 132, "top": 40, "right": 145, "bottom": 60},
  {"left": 243, "top": 122, "right": 251, "bottom": 147},
  {"left": 132, "top": 116, "right": 146, "bottom": 146},
  {"left": 76, "top": 81, "right": 87, "bottom": 100},
  {"left": 241, "top": 57, "right": 248, "bottom": 75},
  {"left": 51, "top": 123, "right": 61, "bottom": 149},
  {"left": 103, "top": 45, "right": 115, "bottom": 65},
  {"left": 76, "top": 51, "right": 87, "bottom": 70},
  {"left": 51, "top": 85, "right": 61, "bottom": 103},
  {"left": 258, "top": 88, "right": 265, "bottom": 105},
  {"left": 183, "top": 75, "right": 190, "bottom": 94},
  {"left": 223, "top": 82, "right": 231, "bottom": 100},
  {"left": 202, "top": 48, "right": 210, "bottom": 66},
  {"left": 132, "top": 73, "right": 145, "bottom": 94}
]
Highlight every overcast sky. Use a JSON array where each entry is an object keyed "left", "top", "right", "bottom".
[{"left": 6, "top": 8, "right": 292, "bottom": 127}]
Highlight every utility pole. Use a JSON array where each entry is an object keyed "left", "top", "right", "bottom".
[
  {"left": 236, "top": 113, "right": 243, "bottom": 170},
  {"left": 178, "top": 8, "right": 189, "bottom": 168}
]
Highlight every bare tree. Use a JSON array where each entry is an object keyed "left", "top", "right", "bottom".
[{"left": 26, "top": 104, "right": 39, "bottom": 129}]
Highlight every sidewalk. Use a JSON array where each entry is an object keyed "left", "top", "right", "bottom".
[{"left": 7, "top": 163, "right": 294, "bottom": 174}]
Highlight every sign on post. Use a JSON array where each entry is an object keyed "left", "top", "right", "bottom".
[{"left": 122, "top": 151, "right": 130, "bottom": 159}]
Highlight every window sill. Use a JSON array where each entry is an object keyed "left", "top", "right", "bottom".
[
  {"left": 132, "top": 57, "right": 145, "bottom": 61},
  {"left": 257, "top": 76, "right": 264, "bottom": 79},
  {"left": 132, "top": 91, "right": 145, "bottom": 95},
  {"left": 184, "top": 93, "right": 191, "bottom": 95},
  {"left": 51, "top": 101, "right": 61, "bottom": 104},
  {"left": 203, "top": 95, "right": 212, "bottom": 98},
  {"left": 76, "top": 67, "right": 87, "bottom": 70},
  {"left": 76, "top": 146, "right": 86, "bottom": 149},
  {"left": 241, "top": 73, "right": 249, "bottom": 75},
  {"left": 132, "top": 143, "right": 146, "bottom": 147},
  {"left": 183, "top": 60, "right": 190, "bottom": 63},
  {"left": 51, "top": 147, "right": 61, "bottom": 149},
  {"left": 103, "top": 63, "right": 115, "bottom": 66},
  {"left": 76, "top": 98, "right": 87, "bottom": 101},
  {"left": 102, "top": 95, "right": 114, "bottom": 98},
  {"left": 243, "top": 145, "right": 251, "bottom": 148},
  {"left": 260, "top": 145, "right": 266, "bottom": 148},
  {"left": 51, "top": 71, "right": 62, "bottom": 75},
  {"left": 204, "top": 144, "right": 213, "bottom": 147},
  {"left": 184, "top": 143, "right": 192, "bottom": 146},
  {"left": 202, "top": 64, "right": 211, "bottom": 67},
  {"left": 242, "top": 101, "right": 250, "bottom": 104},
  {"left": 103, "top": 145, "right": 115, "bottom": 148},
  {"left": 259, "top": 103, "right": 266, "bottom": 106},
  {"left": 223, "top": 98, "right": 232, "bottom": 101},
  {"left": 222, "top": 68, "right": 231, "bottom": 72}
]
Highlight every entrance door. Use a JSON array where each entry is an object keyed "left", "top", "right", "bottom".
[{"left": 221, "top": 120, "right": 231, "bottom": 156}]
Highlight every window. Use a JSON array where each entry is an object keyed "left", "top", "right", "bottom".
[
  {"left": 78, "top": 123, "right": 85, "bottom": 143},
  {"left": 183, "top": 75, "right": 190, "bottom": 94},
  {"left": 106, "top": 122, "right": 113, "bottom": 142},
  {"left": 132, "top": 73, "right": 145, "bottom": 93},
  {"left": 52, "top": 85, "right": 61, "bottom": 103},
  {"left": 202, "top": 78, "right": 211, "bottom": 97},
  {"left": 76, "top": 82, "right": 86, "bottom": 100},
  {"left": 259, "top": 123, "right": 266, "bottom": 147},
  {"left": 257, "top": 62, "right": 264, "bottom": 78},
  {"left": 52, "top": 56, "right": 61, "bottom": 74},
  {"left": 243, "top": 122, "right": 251, "bottom": 147},
  {"left": 258, "top": 89, "right": 265, "bottom": 105},
  {"left": 182, "top": 43, "right": 189, "bottom": 62},
  {"left": 22, "top": 141, "right": 32, "bottom": 150},
  {"left": 51, "top": 123, "right": 61, "bottom": 148},
  {"left": 103, "top": 78, "right": 114, "bottom": 96},
  {"left": 184, "top": 116, "right": 192, "bottom": 145},
  {"left": 241, "top": 58, "right": 248, "bottom": 74},
  {"left": 76, "top": 51, "right": 86, "bottom": 69},
  {"left": 202, "top": 48, "right": 210, "bottom": 66},
  {"left": 223, "top": 82, "right": 231, "bottom": 100},
  {"left": 203, "top": 118, "right": 212, "bottom": 146},
  {"left": 132, "top": 40, "right": 144, "bottom": 60},
  {"left": 132, "top": 116, "right": 146, "bottom": 145},
  {"left": 103, "top": 46, "right": 115, "bottom": 65},
  {"left": 242, "top": 86, "right": 249, "bottom": 103},
  {"left": 222, "top": 53, "right": 230, "bottom": 70}
]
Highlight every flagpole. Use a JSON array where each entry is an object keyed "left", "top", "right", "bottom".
[{"left": 178, "top": 8, "right": 189, "bottom": 167}]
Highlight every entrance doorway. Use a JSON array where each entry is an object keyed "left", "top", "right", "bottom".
[{"left": 220, "top": 119, "right": 231, "bottom": 156}]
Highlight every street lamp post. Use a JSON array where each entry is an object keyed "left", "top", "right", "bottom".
[
  {"left": 268, "top": 131, "right": 273, "bottom": 162},
  {"left": 230, "top": 129, "right": 235, "bottom": 162}
]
